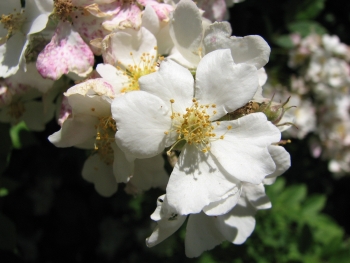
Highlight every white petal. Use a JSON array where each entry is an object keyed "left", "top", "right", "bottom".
[
  {"left": 0, "top": 33, "right": 25, "bottom": 78},
  {"left": 82, "top": 154, "right": 118, "bottom": 197},
  {"left": 48, "top": 114, "right": 98, "bottom": 147},
  {"left": 167, "top": 47, "right": 198, "bottom": 69},
  {"left": 131, "top": 154, "right": 169, "bottom": 192},
  {"left": 263, "top": 145, "right": 291, "bottom": 185},
  {"left": 169, "top": 0, "right": 202, "bottom": 65},
  {"left": 24, "top": 0, "right": 53, "bottom": 35},
  {"left": 65, "top": 79, "right": 114, "bottom": 117},
  {"left": 203, "top": 185, "right": 242, "bottom": 216},
  {"left": 112, "top": 91, "right": 171, "bottom": 158},
  {"left": 243, "top": 183, "right": 271, "bottom": 210},
  {"left": 203, "top": 23, "right": 270, "bottom": 69},
  {"left": 112, "top": 143, "right": 134, "bottom": 183},
  {"left": 185, "top": 213, "right": 225, "bottom": 258},
  {"left": 146, "top": 196, "right": 187, "bottom": 247},
  {"left": 101, "top": 27, "right": 157, "bottom": 67},
  {"left": 166, "top": 144, "right": 239, "bottom": 215},
  {"left": 142, "top": 5, "right": 160, "bottom": 35},
  {"left": 195, "top": 49, "right": 259, "bottom": 119},
  {"left": 139, "top": 59, "right": 194, "bottom": 113},
  {"left": 219, "top": 198, "right": 256, "bottom": 244},
  {"left": 96, "top": 64, "right": 129, "bottom": 95},
  {"left": 210, "top": 113, "right": 281, "bottom": 184}
]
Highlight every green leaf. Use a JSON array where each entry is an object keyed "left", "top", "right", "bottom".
[
  {"left": 274, "top": 35, "right": 295, "bottom": 49},
  {"left": 302, "top": 195, "right": 326, "bottom": 216},
  {"left": 9, "top": 121, "right": 37, "bottom": 149},
  {"left": 278, "top": 184, "right": 307, "bottom": 208},
  {"left": 295, "top": 0, "right": 326, "bottom": 20},
  {"left": 298, "top": 224, "right": 313, "bottom": 253},
  {"left": 0, "top": 187, "right": 9, "bottom": 197},
  {"left": 265, "top": 177, "right": 286, "bottom": 200},
  {"left": 288, "top": 21, "right": 327, "bottom": 37}
]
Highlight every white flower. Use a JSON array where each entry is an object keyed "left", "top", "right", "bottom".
[
  {"left": 0, "top": 0, "right": 53, "bottom": 78},
  {"left": 112, "top": 49, "right": 281, "bottom": 215},
  {"left": 97, "top": 27, "right": 159, "bottom": 93},
  {"left": 167, "top": 0, "right": 270, "bottom": 70},
  {"left": 49, "top": 78, "right": 168, "bottom": 196},
  {"left": 145, "top": 144, "right": 290, "bottom": 257},
  {"left": 0, "top": 63, "right": 55, "bottom": 131}
]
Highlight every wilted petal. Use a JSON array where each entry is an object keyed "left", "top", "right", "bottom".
[{"left": 36, "top": 21, "right": 94, "bottom": 80}]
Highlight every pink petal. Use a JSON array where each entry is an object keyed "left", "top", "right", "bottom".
[{"left": 36, "top": 21, "right": 94, "bottom": 80}]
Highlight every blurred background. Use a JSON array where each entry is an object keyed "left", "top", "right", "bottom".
[{"left": 1, "top": 0, "right": 350, "bottom": 262}]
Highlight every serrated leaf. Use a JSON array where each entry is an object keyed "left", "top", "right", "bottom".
[
  {"left": 278, "top": 184, "right": 307, "bottom": 207},
  {"left": 288, "top": 21, "right": 327, "bottom": 37},
  {"left": 302, "top": 195, "right": 326, "bottom": 216}
]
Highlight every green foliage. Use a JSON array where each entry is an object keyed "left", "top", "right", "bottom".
[
  {"left": 294, "top": 0, "right": 326, "bottom": 20},
  {"left": 288, "top": 21, "right": 327, "bottom": 37},
  {"left": 9, "top": 121, "right": 37, "bottom": 149},
  {"left": 243, "top": 178, "right": 349, "bottom": 263}
]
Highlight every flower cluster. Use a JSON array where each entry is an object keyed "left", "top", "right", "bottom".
[
  {"left": 267, "top": 33, "right": 350, "bottom": 176},
  {"left": 1, "top": 0, "right": 291, "bottom": 257}
]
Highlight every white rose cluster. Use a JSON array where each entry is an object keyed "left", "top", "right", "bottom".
[{"left": 1, "top": 0, "right": 291, "bottom": 257}]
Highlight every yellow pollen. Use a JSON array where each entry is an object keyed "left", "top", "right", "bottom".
[
  {"left": 166, "top": 100, "right": 227, "bottom": 153},
  {"left": 94, "top": 116, "right": 117, "bottom": 165},
  {"left": 119, "top": 49, "right": 159, "bottom": 93},
  {"left": 227, "top": 125, "right": 232, "bottom": 130},
  {"left": 53, "top": 0, "right": 79, "bottom": 22},
  {"left": 0, "top": 10, "right": 25, "bottom": 44}
]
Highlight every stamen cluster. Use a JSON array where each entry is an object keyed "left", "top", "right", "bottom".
[
  {"left": 94, "top": 116, "right": 117, "bottom": 165},
  {"left": 53, "top": 0, "right": 76, "bottom": 22},
  {"left": 167, "top": 98, "right": 227, "bottom": 154},
  {"left": 119, "top": 47, "right": 162, "bottom": 93},
  {"left": 0, "top": 10, "right": 24, "bottom": 43}
]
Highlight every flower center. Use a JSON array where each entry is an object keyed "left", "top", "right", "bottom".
[
  {"left": 53, "top": 0, "right": 79, "bottom": 22},
  {"left": 166, "top": 98, "right": 229, "bottom": 154},
  {"left": 0, "top": 9, "right": 25, "bottom": 44},
  {"left": 8, "top": 101, "right": 25, "bottom": 120},
  {"left": 118, "top": 47, "right": 162, "bottom": 93},
  {"left": 94, "top": 116, "right": 117, "bottom": 165}
]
